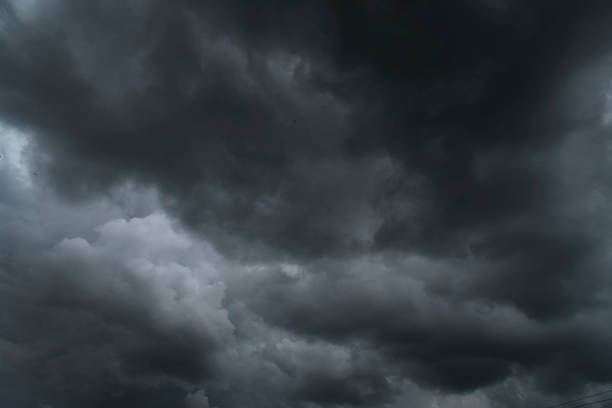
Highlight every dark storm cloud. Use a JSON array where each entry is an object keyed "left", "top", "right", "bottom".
[
  {"left": 1, "top": 0, "right": 610, "bottom": 259},
  {"left": 0, "top": 0, "right": 366, "bottom": 257},
  {"left": 213, "top": 324, "right": 395, "bottom": 408},
  {"left": 3, "top": 0, "right": 612, "bottom": 407},
  {"left": 248, "top": 253, "right": 612, "bottom": 393}
]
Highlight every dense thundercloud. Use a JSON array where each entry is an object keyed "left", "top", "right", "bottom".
[{"left": 2, "top": 1, "right": 612, "bottom": 407}]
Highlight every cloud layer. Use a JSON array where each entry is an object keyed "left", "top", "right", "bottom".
[{"left": 3, "top": 1, "right": 612, "bottom": 407}]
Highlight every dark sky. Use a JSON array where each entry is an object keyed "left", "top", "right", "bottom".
[{"left": 2, "top": 0, "right": 612, "bottom": 407}]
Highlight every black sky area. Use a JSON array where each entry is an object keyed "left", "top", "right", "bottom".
[{"left": 2, "top": 1, "right": 612, "bottom": 407}]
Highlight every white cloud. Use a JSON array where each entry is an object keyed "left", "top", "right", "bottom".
[
  {"left": 48, "top": 212, "right": 232, "bottom": 346},
  {"left": 0, "top": 121, "right": 33, "bottom": 187},
  {"left": 185, "top": 389, "right": 215, "bottom": 408},
  {"left": 1, "top": 210, "right": 233, "bottom": 394}
]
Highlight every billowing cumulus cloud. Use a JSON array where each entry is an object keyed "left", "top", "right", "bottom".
[
  {"left": 3, "top": 0, "right": 612, "bottom": 407},
  {"left": 1, "top": 209, "right": 232, "bottom": 406}
]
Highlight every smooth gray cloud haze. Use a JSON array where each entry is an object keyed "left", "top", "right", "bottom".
[{"left": 2, "top": 0, "right": 612, "bottom": 407}]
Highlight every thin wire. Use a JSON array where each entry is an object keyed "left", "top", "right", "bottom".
[
  {"left": 543, "top": 390, "right": 612, "bottom": 408},
  {"left": 559, "top": 396, "right": 612, "bottom": 408}
]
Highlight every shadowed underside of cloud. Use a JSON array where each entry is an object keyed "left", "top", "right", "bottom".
[{"left": 2, "top": 0, "right": 612, "bottom": 407}]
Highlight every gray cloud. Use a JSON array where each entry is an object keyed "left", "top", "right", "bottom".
[
  {"left": 3, "top": 0, "right": 612, "bottom": 407},
  {"left": 0, "top": 186, "right": 232, "bottom": 406},
  {"left": 247, "top": 253, "right": 612, "bottom": 393}
]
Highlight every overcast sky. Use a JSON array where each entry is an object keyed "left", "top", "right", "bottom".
[{"left": 2, "top": 1, "right": 612, "bottom": 407}]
